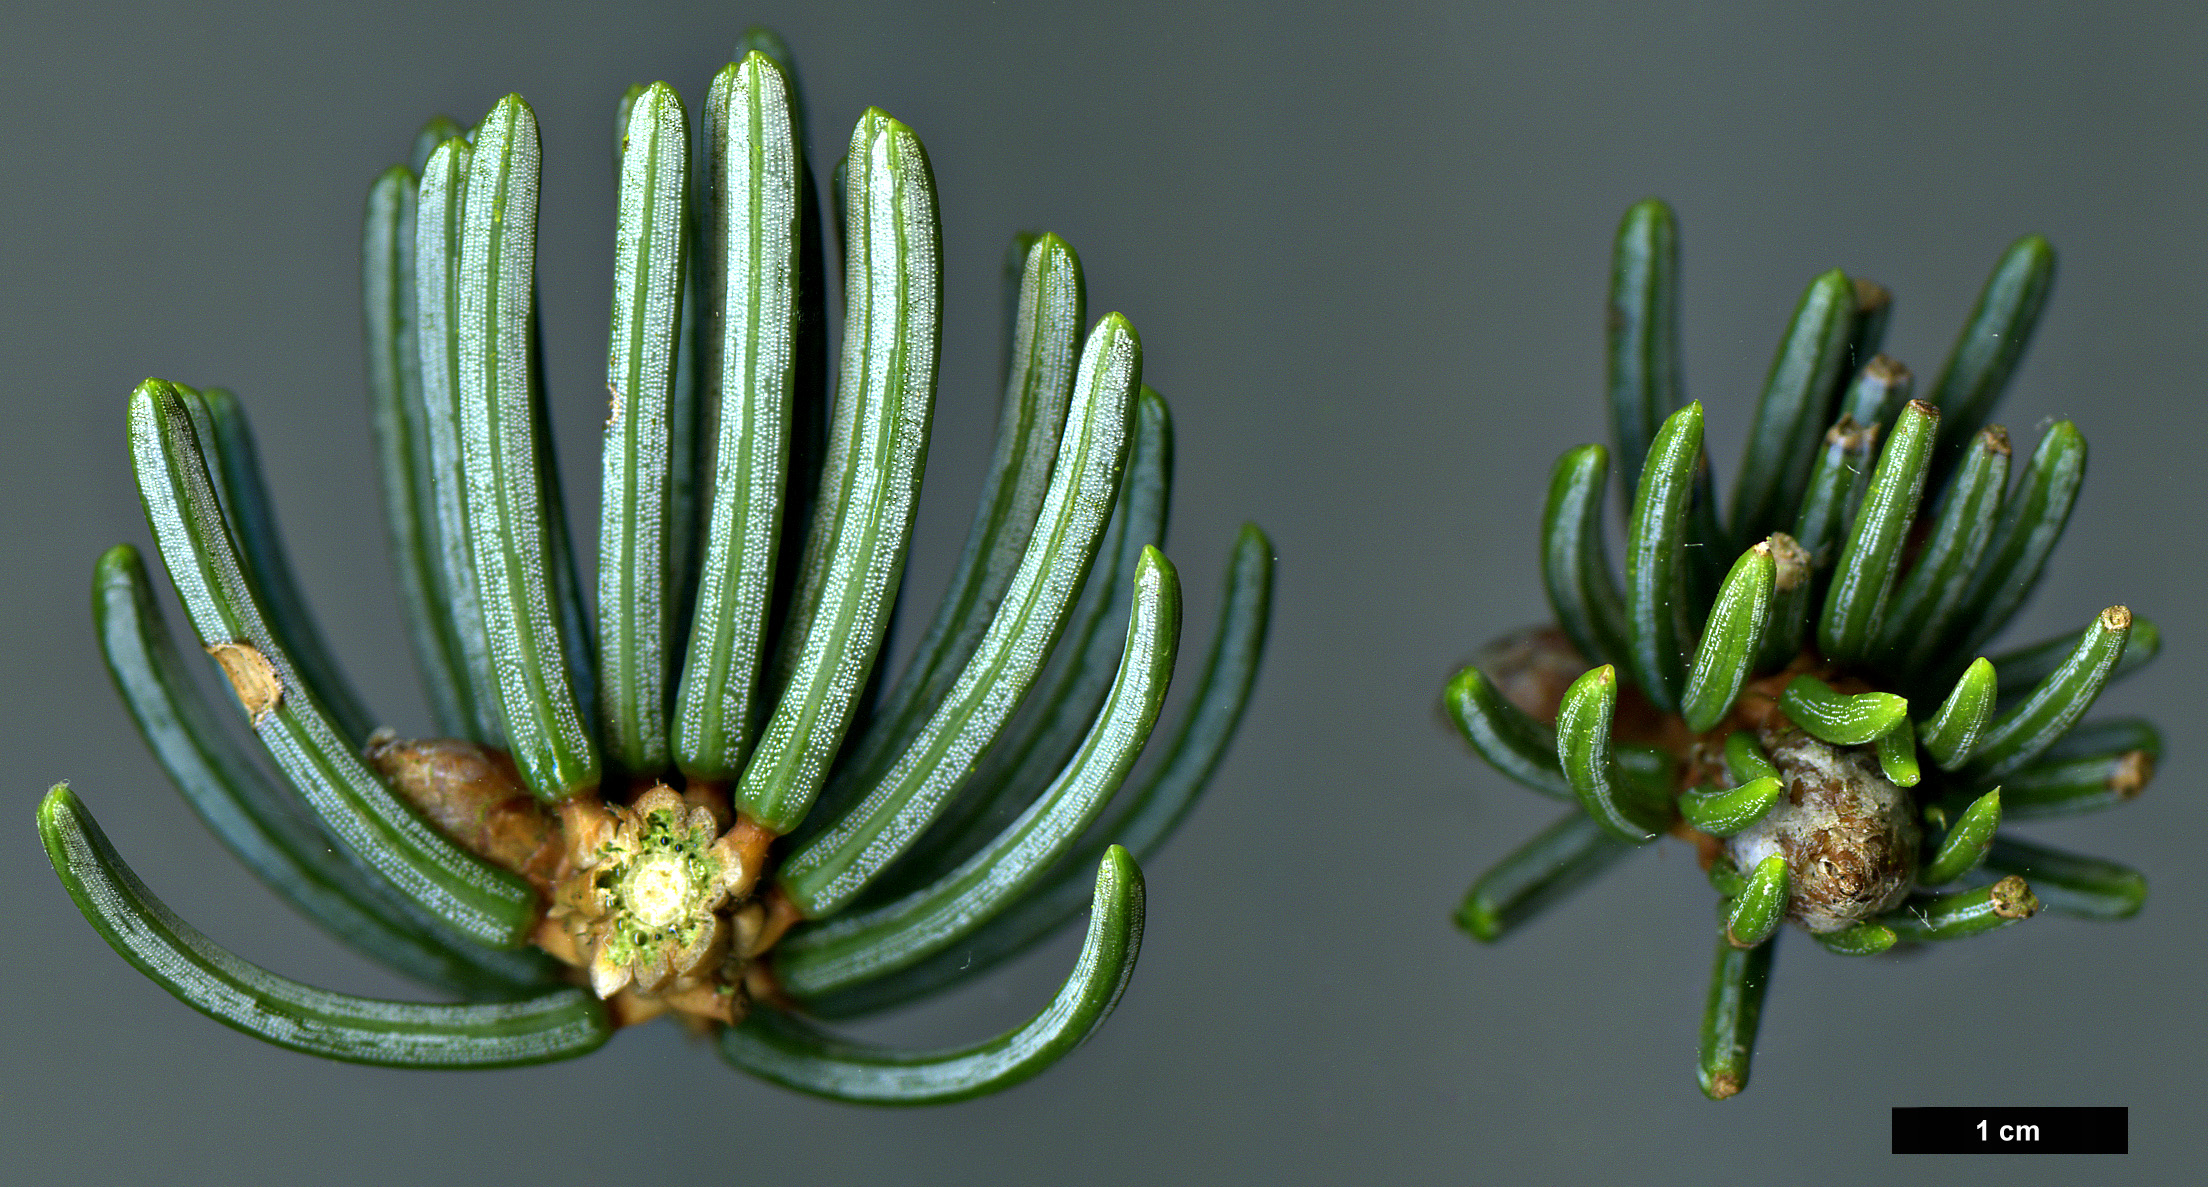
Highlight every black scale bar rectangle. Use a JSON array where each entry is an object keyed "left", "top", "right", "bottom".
[{"left": 1892, "top": 1107, "right": 2127, "bottom": 1154}]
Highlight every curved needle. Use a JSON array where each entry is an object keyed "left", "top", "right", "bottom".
[
  {"left": 1625, "top": 403, "right": 1704, "bottom": 711},
  {"left": 1555, "top": 665, "right": 1667, "bottom": 842},
  {"left": 736, "top": 108, "right": 941, "bottom": 834},
  {"left": 185, "top": 388, "right": 379, "bottom": 747},
  {"left": 1919, "top": 788, "right": 2000, "bottom": 886},
  {"left": 1679, "top": 541, "right": 1775, "bottom": 733},
  {"left": 866, "top": 383, "right": 1169, "bottom": 898},
  {"left": 1724, "top": 855, "right": 1788, "bottom": 948},
  {"left": 1963, "top": 606, "right": 2130, "bottom": 783},
  {"left": 1917, "top": 657, "right": 1997, "bottom": 770},
  {"left": 1776, "top": 675, "right": 1906, "bottom": 747},
  {"left": 1443, "top": 665, "right": 1570, "bottom": 800},
  {"left": 1541, "top": 444, "right": 1631, "bottom": 669},
  {"left": 775, "top": 548, "right": 1177, "bottom": 997},
  {"left": 830, "top": 232, "right": 1086, "bottom": 792},
  {"left": 720, "top": 845, "right": 1145, "bottom": 1105},
  {"left": 1680, "top": 776, "right": 1782, "bottom": 837},
  {"left": 364, "top": 163, "right": 476, "bottom": 738},
  {"left": 1988, "top": 616, "right": 2159, "bottom": 702},
  {"left": 38, "top": 786, "right": 608, "bottom": 1069},
  {"left": 775, "top": 311, "right": 1139, "bottom": 916},
  {"left": 94, "top": 545, "right": 553, "bottom": 996},
  {"left": 129, "top": 379, "right": 539, "bottom": 946},
  {"left": 797, "top": 523, "right": 1270, "bottom": 1019},
  {"left": 413, "top": 135, "right": 506, "bottom": 746}
]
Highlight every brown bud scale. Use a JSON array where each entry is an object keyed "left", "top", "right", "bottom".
[{"left": 363, "top": 732, "right": 563, "bottom": 886}]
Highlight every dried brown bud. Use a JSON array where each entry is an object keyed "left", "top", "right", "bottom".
[
  {"left": 1726, "top": 727, "right": 1919, "bottom": 933},
  {"left": 362, "top": 732, "right": 561, "bottom": 886},
  {"left": 1472, "top": 625, "right": 1587, "bottom": 724}
]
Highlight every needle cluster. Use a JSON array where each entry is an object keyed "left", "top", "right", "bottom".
[
  {"left": 41, "top": 28, "right": 1272, "bottom": 1104},
  {"left": 1445, "top": 199, "right": 2159, "bottom": 1100}
]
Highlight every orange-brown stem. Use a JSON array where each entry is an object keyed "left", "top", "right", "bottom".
[{"left": 749, "top": 887, "right": 804, "bottom": 957}]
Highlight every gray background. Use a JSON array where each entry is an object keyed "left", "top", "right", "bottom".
[{"left": 3, "top": 1, "right": 2201, "bottom": 1183}]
